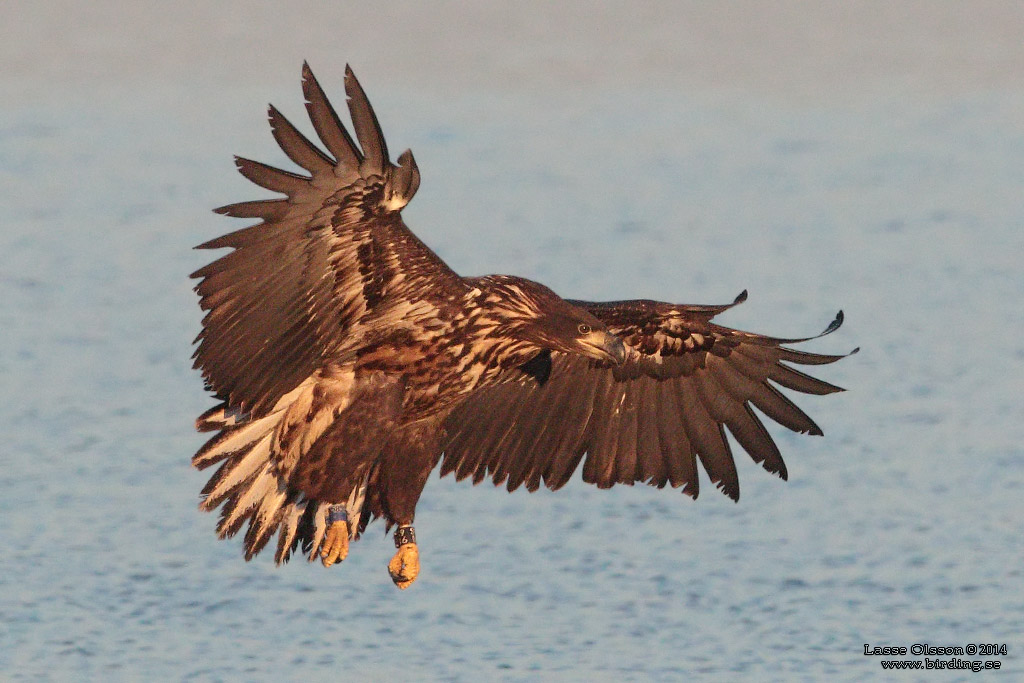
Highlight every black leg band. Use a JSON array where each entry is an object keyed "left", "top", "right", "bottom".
[{"left": 394, "top": 525, "right": 416, "bottom": 548}]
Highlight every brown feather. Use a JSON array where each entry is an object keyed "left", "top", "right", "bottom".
[
  {"left": 301, "top": 61, "right": 361, "bottom": 173},
  {"left": 344, "top": 65, "right": 388, "bottom": 176},
  {"left": 267, "top": 104, "right": 336, "bottom": 175}
]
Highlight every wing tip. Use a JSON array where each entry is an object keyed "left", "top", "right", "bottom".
[
  {"left": 300, "top": 61, "right": 317, "bottom": 98},
  {"left": 822, "top": 310, "right": 844, "bottom": 336},
  {"left": 343, "top": 64, "right": 359, "bottom": 99},
  {"left": 301, "top": 61, "right": 320, "bottom": 93},
  {"left": 193, "top": 237, "right": 220, "bottom": 251},
  {"left": 231, "top": 155, "right": 255, "bottom": 176},
  {"left": 266, "top": 103, "right": 288, "bottom": 134}
]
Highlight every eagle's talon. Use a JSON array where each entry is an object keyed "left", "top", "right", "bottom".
[
  {"left": 320, "top": 520, "right": 350, "bottom": 567},
  {"left": 388, "top": 542, "right": 419, "bottom": 589}
]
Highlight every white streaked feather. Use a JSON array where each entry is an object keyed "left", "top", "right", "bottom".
[
  {"left": 276, "top": 499, "right": 307, "bottom": 563},
  {"left": 218, "top": 463, "right": 277, "bottom": 537},
  {"left": 199, "top": 406, "right": 231, "bottom": 428},
  {"left": 345, "top": 474, "right": 369, "bottom": 539},
  {"left": 193, "top": 411, "right": 279, "bottom": 467},
  {"left": 251, "top": 483, "right": 288, "bottom": 543},
  {"left": 196, "top": 377, "right": 316, "bottom": 468},
  {"left": 202, "top": 404, "right": 251, "bottom": 429},
  {"left": 307, "top": 503, "right": 328, "bottom": 561},
  {"left": 200, "top": 434, "right": 273, "bottom": 508}
]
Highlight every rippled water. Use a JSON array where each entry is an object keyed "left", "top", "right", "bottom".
[{"left": 3, "top": 3, "right": 1023, "bottom": 680}]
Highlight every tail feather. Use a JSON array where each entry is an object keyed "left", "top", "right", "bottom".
[
  {"left": 200, "top": 434, "right": 273, "bottom": 510},
  {"left": 275, "top": 498, "right": 308, "bottom": 564},
  {"left": 195, "top": 411, "right": 368, "bottom": 565},
  {"left": 194, "top": 371, "right": 374, "bottom": 565},
  {"left": 215, "top": 492, "right": 252, "bottom": 540},
  {"left": 193, "top": 410, "right": 280, "bottom": 469},
  {"left": 295, "top": 500, "right": 320, "bottom": 560},
  {"left": 218, "top": 461, "right": 279, "bottom": 538},
  {"left": 196, "top": 402, "right": 248, "bottom": 432},
  {"left": 244, "top": 486, "right": 290, "bottom": 560},
  {"left": 307, "top": 502, "right": 329, "bottom": 563}
]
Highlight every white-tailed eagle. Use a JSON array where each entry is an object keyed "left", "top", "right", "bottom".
[{"left": 192, "top": 64, "right": 855, "bottom": 589}]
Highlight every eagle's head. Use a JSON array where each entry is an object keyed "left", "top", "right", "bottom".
[{"left": 473, "top": 275, "right": 626, "bottom": 365}]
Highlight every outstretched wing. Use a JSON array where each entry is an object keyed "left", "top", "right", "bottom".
[
  {"left": 441, "top": 293, "right": 856, "bottom": 500},
  {"left": 192, "top": 63, "right": 459, "bottom": 417}
]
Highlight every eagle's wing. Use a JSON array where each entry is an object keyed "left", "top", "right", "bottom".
[
  {"left": 192, "top": 63, "right": 459, "bottom": 417},
  {"left": 441, "top": 293, "right": 856, "bottom": 500}
]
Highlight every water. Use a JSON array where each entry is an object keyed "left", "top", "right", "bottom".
[{"left": 3, "top": 3, "right": 1023, "bottom": 680}]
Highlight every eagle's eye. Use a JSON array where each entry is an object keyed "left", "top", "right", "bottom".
[{"left": 577, "top": 323, "right": 591, "bottom": 335}]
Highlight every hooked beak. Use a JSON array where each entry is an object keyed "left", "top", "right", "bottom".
[{"left": 579, "top": 330, "right": 627, "bottom": 365}]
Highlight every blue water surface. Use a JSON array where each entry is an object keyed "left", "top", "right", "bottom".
[{"left": 2, "top": 4, "right": 1023, "bottom": 680}]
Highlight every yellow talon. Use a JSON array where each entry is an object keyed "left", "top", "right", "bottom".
[
  {"left": 388, "top": 542, "right": 419, "bottom": 589},
  {"left": 320, "top": 520, "right": 350, "bottom": 567}
]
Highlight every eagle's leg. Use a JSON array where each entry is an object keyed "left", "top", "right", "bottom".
[
  {"left": 319, "top": 505, "right": 352, "bottom": 569},
  {"left": 319, "top": 474, "right": 370, "bottom": 567},
  {"left": 374, "top": 421, "right": 439, "bottom": 589},
  {"left": 320, "top": 504, "right": 350, "bottom": 567},
  {"left": 388, "top": 525, "right": 419, "bottom": 589}
]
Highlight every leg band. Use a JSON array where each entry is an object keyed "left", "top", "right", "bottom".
[
  {"left": 326, "top": 504, "right": 349, "bottom": 525},
  {"left": 394, "top": 525, "right": 416, "bottom": 548}
]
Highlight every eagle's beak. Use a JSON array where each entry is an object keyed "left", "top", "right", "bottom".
[{"left": 580, "top": 331, "right": 626, "bottom": 365}]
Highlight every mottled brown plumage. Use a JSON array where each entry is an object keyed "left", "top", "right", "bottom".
[
  {"left": 191, "top": 64, "right": 854, "bottom": 588},
  {"left": 443, "top": 294, "right": 850, "bottom": 499}
]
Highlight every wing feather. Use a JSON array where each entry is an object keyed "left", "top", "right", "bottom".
[
  {"left": 718, "top": 347, "right": 824, "bottom": 435},
  {"left": 344, "top": 65, "right": 389, "bottom": 176},
  {"left": 769, "top": 363, "right": 845, "bottom": 395},
  {"left": 633, "top": 378, "right": 666, "bottom": 487},
  {"left": 519, "top": 373, "right": 576, "bottom": 491},
  {"left": 443, "top": 298, "right": 853, "bottom": 501},
  {"left": 267, "top": 104, "right": 336, "bottom": 175},
  {"left": 655, "top": 374, "right": 698, "bottom": 495},
  {"left": 726, "top": 404, "right": 786, "bottom": 478},
  {"left": 502, "top": 387, "right": 553, "bottom": 491},
  {"left": 233, "top": 156, "right": 310, "bottom": 194},
  {"left": 580, "top": 372, "right": 620, "bottom": 488},
  {"left": 301, "top": 62, "right": 361, "bottom": 173},
  {"left": 613, "top": 383, "right": 640, "bottom": 485},
  {"left": 679, "top": 375, "right": 740, "bottom": 500},
  {"left": 211, "top": 199, "right": 290, "bottom": 223},
  {"left": 540, "top": 360, "right": 599, "bottom": 490},
  {"left": 193, "top": 64, "right": 450, "bottom": 416}
]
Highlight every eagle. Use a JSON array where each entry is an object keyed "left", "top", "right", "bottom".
[{"left": 192, "top": 63, "right": 854, "bottom": 589}]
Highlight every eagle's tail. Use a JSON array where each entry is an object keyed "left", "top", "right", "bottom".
[{"left": 192, "top": 401, "right": 365, "bottom": 564}]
